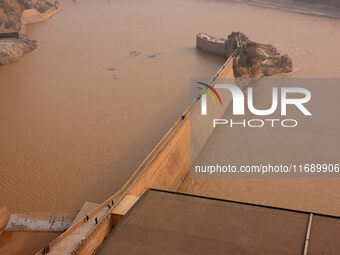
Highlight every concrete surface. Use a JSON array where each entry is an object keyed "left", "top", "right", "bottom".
[
  {"left": 96, "top": 189, "right": 310, "bottom": 255},
  {"left": 5, "top": 210, "right": 77, "bottom": 231},
  {"left": 71, "top": 202, "right": 100, "bottom": 226}
]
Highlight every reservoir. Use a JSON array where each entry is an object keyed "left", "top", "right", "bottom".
[{"left": 1, "top": 0, "right": 340, "bottom": 214}]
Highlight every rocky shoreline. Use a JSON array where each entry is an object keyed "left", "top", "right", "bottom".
[
  {"left": 0, "top": 37, "right": 38, "bottom": 65},
  {"left": 227, "top": 32, "right": 293, "bottom": 78},
  {"left": 197, "top": 31, "right": 293, "bottom": 79},
  {"left": 0, "top": 0, "right": 60, "bottom": 65}
]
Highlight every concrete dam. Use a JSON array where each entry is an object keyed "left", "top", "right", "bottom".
[
  {"left": 30, "top": 49, "right": 237, "bottom": 255},
  {"left": 2, "top": 35, "right": 340, "bottom": 254}
]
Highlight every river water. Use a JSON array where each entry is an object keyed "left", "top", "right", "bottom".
[{"left": 1, "top": 0, "right": 340, "bottom": 214}]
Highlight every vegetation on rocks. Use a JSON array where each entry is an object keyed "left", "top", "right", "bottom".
[{"left": 225, "top": 32, "right": 293, "bottom": 78}]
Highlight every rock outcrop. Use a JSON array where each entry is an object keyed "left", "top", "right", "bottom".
[
  {"left": 197, "top": 31, "right": 293, "bottom": 78},
  {"left": 23, "top": 0, "right": 59, "bottom": 13},
  {"left": 0, "top": 38, "right": 38, "bottom": 64},
  {"left": 0, "top": 0, "right": 23, "bottom": 33},
  {"left": 227, "top": 32, "right": 293, "bottom": 78},
  {"left": 0, "top": 0, "right": 59, "bottom": 65},
  {"left": 225, "top": 32, "right": 249, "bottom": 59}
]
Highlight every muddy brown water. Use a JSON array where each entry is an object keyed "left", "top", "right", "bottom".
[
  {"left": 0, "top": 231, "right": 60, "bottom": 255},
  {"left": 1, "top": 0, "right": 340, "bottom": 215},
  {"left": 1, "top": 0, "right": 340, "bottom": 254}
]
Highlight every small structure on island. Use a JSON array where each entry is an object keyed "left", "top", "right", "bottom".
[
  {"left": 196, "top": 33, "right": 227, "bottom": 57},
  {"left": 197, "top": 31, "right": 293, "bottom": 78},
  {"left": 0, "top": 32, "right": 19, "bottom": 39}
]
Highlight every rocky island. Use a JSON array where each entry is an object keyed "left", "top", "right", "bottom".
[
  {"left": 0, "top": 0, "right": 60, "bottom": 65},
  {"left": 197, "top": 32, "right": 293, "bottom": 78}
]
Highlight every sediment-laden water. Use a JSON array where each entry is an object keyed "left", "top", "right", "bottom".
[{"left": 1, "top": 0, "right": 340, "bottom": 214}]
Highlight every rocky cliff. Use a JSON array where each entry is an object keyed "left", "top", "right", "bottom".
[
  {"left": 225, "top": 32, "right": 293, "bottom": 78},
  {"left": 0, "top": 0, "right": 59, "bottom": 65},
  {"left": 0, "top": 0, "right": 23, "bottom": 32},
  {"left": 0, "top": 37, "right": 38, "bottom": 64},
  {"left": 225, "top": 32, "right": 249, "bottom": 59},
  {"left": 0, "top": 0, "right": 59, "bottom": 32}
]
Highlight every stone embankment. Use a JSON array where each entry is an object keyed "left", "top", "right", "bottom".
[{"left": 229, "top": 32, "right": 293, "bottom": 78}]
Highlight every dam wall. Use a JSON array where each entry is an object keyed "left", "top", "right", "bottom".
[
  {"left": 190, "top": 56, "right": 235, "bottom": 163},
  {"left": 73, "top": 116, "right": 191, "bottom": 255},
  {"left": 126, "top": 117, "right": 191, "bottom": 197},
  {"left": 35, "top": 53, "right": 236, "bottom": 255}
]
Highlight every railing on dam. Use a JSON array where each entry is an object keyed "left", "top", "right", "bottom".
[{"left": 35, "top": 50, "right": 238, "bottom": 255}]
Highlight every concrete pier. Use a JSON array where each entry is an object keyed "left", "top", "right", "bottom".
[{"left": 196, "top": 33, "right": 227, "bottom": 57}]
